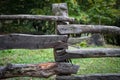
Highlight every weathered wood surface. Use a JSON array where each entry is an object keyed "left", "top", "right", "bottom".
[
  {"left": 0, "top": 34, "right": 68, "bottom": 50},
  {"left": 52, "top": 3, "right": 69, "bottom": 25},
  {"left": 54, "top": 42, "right": 69, "bottom": 62},
  {"left": 0, "top": 62, "right": 79, "bottom": 79},
  {"left": 68, "top": 34, "right": 105, "bottom": 46},
  {"left": 56, "top": 73, "right": 120, "bottom": 80},
  {"left": 52, "top": 3, "right": 68, "bottom": 17},
  {"left": 68, "top": 36, "right": 91, "bottom": 44},
  {"left": 52, "top": 3, "right": 70, "bottom": 62},
  {"left": 0, "top": 15, "right": 74, "bottom": 22},
  {"left": 57, "top": 25, "right": 120, "bottom": 35},
  {"left": 57, "top": 48, "right": 120, "bottom": 60}
]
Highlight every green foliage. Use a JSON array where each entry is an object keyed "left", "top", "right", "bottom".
[
  {"left": 66, "top": 0, "right": 120, "bottom": 25},
  {"left": 75, "top": 40, "right": 87, "bottom": 48}
]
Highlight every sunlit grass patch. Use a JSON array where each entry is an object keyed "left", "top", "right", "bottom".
[
  {"left": 72, "top": 58, "right": 120, "bottom": 75},
  {"left": 0, "top": 49, "right": 54, "bottom": 65},
  {"left": 0, "top": 45, "right": 120, "bottom": 80}
]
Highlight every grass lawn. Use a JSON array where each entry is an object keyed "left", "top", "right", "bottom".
[{"left": 0, "top": 45, "right": 120, "bottom": 80}]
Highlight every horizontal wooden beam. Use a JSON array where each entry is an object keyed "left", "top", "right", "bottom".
[
  {"left": 68, "top": 36, "right": 91, "bottom": 44},
  {"left": 0, "top": 34, "right": 68, "bottom": 50},
  {"left": 56, "top": 73, "right": 120, "bottom": 80},
  {"left": 57, "top": 25, "right": 120, "bottom": 35},
  {"left": 0, "top": 15, "right": 74, "bottom": 22},
  {"left": 0, "top": 62, "right": 79, "bottom": 79},
  {"left": 57, "top": 48, "right": 120, "bottom": 60}
]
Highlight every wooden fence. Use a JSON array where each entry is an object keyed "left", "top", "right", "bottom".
[{"left": 0, "top": 3, "right": 120, "bottom": 80}]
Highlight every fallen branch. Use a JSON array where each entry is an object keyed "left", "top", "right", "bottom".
[{"left": 0, "top": 62, "right": 79, "bottom": 79}]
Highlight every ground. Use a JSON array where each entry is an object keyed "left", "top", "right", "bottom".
[{"left": 0, "top": 44, "right": 120, "bottom": 80}]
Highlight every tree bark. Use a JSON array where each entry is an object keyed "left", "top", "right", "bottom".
[{"left": 0, "top": 62, "right": 79, "bottom": 79}]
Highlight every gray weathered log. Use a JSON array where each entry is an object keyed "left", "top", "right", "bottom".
[
  {"left": 56, "top": 73, "right": 120, "bottom": 80},
  {"left": 54, "top": 42, "right": 68, "bottom": 62},
  {"left": 89, "top": 34, "right": 105, "bottom": 46},
  {"left": 52, "top": 3, "right": 70, "bottom": 62},
  {"left": 68, "top": 36, "right": 91, "bottom": 44},
  {"left": 57, "top": 24, "right": 120, "bottom": 35},
  {"left": 0, "top": 62, "right": 79, "bottom": 79},
  {"left": 57, "top": 48, "right": 120, "bottom": 60},
  {"left": 0, "top": 34, "right": 68, "bottom": 50},
  {"left": 0, "top": 15, "right": 74, "bottom": 22},
  {"left": 68, "top": 34, "right": 105, "bottom": 46},
  {"left": 52, "top": 3, "right": 69, "bottom": 24},
  {"left": 52, "top": 3, "right": 68, "bottom": 17}
]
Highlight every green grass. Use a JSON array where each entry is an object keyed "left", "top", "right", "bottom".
[
  {"left": 0, "top": 45, "right": 120, "bottom": 80},
  {"left": 0, "top": 49, "right": 54, "bottom": 80},
  {"left": 72, "top": 58, "right": 120, "bottom": 75},
  {"left": 0, "top": 49, "right": 54, "bottom": 65}
]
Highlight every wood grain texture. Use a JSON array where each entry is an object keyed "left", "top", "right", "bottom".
[
  {"left": 68, "top": 36, "right": 91, "bottom": 44},
  {"left": 68, "top": 34, "right": 105, "bottom": 46},
  {"left": 0, "top": 62, "right": 79, "bottom": 79},
  {"left": 0, "top": 15, "right": 74, "bottom": 22},
  {"left": 56, "top": 74, "right": 120, "bottom": 80},
  {"left": 0, "top": 34, "right": 68, "bottom": 50},
  {"left": 57, "top": 24, "right": 120, "bottom": 34},
  {"left": 57, "top": 48, "right": 120, "bottom": 60}
]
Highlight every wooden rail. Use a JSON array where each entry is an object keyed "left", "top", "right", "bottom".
[
  {"left": 57, "top": 24, "right": 120, "bottom": 35},
  {"left": 0, "top": 34, "right": 68, "bottom": 50},
  {"left": 0, "top": 15, "right": 74, "bottom": 22},
  {"left": 56, "top": 73, "right": 120, "bottom": 80},
  {"left": 56, "top": 48, "right": 120, "bottom": 61},
  {"left": 0, "top": 62, "right": 79, "bottom": 79},
  {"left": 68, "top": 36, "right": 91, "bottom": 44}
]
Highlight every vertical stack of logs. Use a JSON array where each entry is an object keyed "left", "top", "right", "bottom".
[{"left": 52, "top": 3, "right": 70, "bottom": 62}]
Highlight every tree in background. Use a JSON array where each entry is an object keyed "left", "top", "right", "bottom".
[
  {"left": 67, "top": 0, "right": 120, "bottom": 45},
  {"left": 67, "top": 0, "right": 120, "bottom": 25}
]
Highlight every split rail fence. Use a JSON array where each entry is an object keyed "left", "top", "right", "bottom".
[{"left": 0, "top": 3, "right": 120, "bottom": 80}]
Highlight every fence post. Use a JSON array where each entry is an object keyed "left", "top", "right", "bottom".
[
  {"left": 52, "top": 3, "right": 69, "bottom": 62},
  {"left": 52, "top": 3, "right": 69, "bottom": 34}
]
